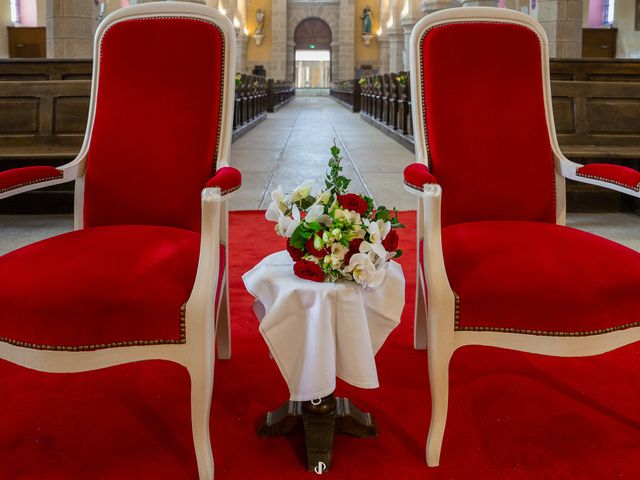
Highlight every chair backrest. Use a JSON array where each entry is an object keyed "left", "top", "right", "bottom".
[
  {"left": 78, "top": 2, "right": 236, "bottom": 232},
  {"left": 410, "top": 8, "right": 563, "bottom": 227}
]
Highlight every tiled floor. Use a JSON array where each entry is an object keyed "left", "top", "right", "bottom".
[{"left": 1, "top": 97, "right": 639, "bottom": 255}]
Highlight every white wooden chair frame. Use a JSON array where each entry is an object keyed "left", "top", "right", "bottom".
[
  {"left": 406, "top": 7, "right": 640, "bottom": 467},
  {"left": 0, "top": 3, "right": 237, "bottom": 479}
]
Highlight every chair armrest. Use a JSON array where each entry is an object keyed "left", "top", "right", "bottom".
[
  {"left": 205, "top": 166, "right": 242, "bottom": 196},
  {"left": 576, "top": 163, "right": 640, "bottom": 193},
  {"left": 403, "top": 162, "right": 438, "bottom": 195},
  {"left": 559, "top": 156, "right": 640, "bottom": 198},
  {"left": 0, "top": 166, "right": 63, "bottom": 197},
  {"left": 0, "top": 152, "right": 86, "bottom": 201},
  {"left": 185, "top": 187, "right": 227, "bottom": 337}
]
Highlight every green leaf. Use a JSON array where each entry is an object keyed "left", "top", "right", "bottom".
[
  {"left": 290, "top": 224, "right": 313, "bottom": 249},
  {"left": 306, "top": 221, "right": 323, "bottom": 232},
  {"left": 375, "top": 208, "right": 389, "bottom": 221},
  {"left": 394, "top": 249, "right": 403, "bottom": 258}
]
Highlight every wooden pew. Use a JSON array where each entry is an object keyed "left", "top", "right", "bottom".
[{"left": 0, "top": 60, "right": 291, "bottom": 213}]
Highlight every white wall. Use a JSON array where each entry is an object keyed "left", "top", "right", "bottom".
[{"left": 615, "top": 0, "right": 640, "bottom": 58}]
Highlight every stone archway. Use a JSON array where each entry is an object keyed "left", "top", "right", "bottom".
[
  {"left": 293, "top": 17, "right": 332, "bottom": 88},
  {"left": 286, "top": 3, "right": 341, "bottom": 83}
]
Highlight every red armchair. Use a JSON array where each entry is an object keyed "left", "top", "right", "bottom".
[
  {"left": 405, "top": 7, "right": 640, "bottom": 467},
  {"left": 0, "top": 3, "right": 239, "bottom": 479}
]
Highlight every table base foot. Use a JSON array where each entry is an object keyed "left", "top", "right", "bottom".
[{"left": 258, "top": 394, "right": 378, "bottom": 472}]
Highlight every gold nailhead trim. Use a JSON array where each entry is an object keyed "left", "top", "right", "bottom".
[
  {"left": 0, "top": 172, "right": 63, "bottom": 194},
  {"left": 453, "top": 293, "right": 640, "bottom": 337},
  {"left": 576, "top": 171, "right": 640, "bottom": 192},
  {"left": 0, "top": 303, "right": 187, "bottom": 352}
]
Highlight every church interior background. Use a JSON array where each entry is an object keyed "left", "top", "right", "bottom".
[{"left": 2, "top": 0, "right": 640, "bottom": 80}]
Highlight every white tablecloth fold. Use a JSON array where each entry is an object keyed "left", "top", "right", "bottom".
[{"left": 242, "top": 250, "right": 404, "bottom": 402}]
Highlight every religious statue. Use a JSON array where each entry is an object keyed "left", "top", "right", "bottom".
[
  {"left": 256, "top": 9, "right": 265, "bottom": 36},
  {"left": 361, "top": 6, "right": 372, "bottom": 36},
  {"left": 361, "top": 6, "right": 373, "bottom": 46}
]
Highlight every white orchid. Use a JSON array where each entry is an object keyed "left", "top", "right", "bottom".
[
  {"left": 275, "top": 204, "right": 300, "bottom": 238},
  {"left": 345, "top": 251, "right": 387, "bottom": 288},
  {"left": 364, "top": 219, "right": 391, "bottom": 244},
  {"left": 285, "top": 180, "right": 314, "bottom": 204},
  {"left": 359, "top": 240, "right": 391, "bottom": 265},
  {"left": 313, "top": 190, "right": 332, "bottom": 206},
  {"left": 305, "top": 204, "right": 332, "bottom": 227},
  {"left": 265, "top": 185, "right": 288, "bottom": 222}
]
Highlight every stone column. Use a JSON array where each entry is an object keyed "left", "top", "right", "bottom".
[
  {"left": 271, "top": 0, "right": 287, "bottom": 80},
  {"left": 388, "top": 27, "right": 405, "bottom": 72},
  {"left": 236, "top": 31, "right": 248, "bottom": 73},
  {"left": 400, "top": 0, "right": 422, "bottom": 71},
  {"left": 537, "top": 0, "right": 582, "bottom": 58},
  {"left": 420, "top": 0, "right": 458, "bottom": 15},
  {"left": 378, "top": 34, "right": 389, "bottom": 74},
  {"left": 338, "top": 0, "right": 356, "bottom": 81},
  {"left": 47, "top": 0, "right": 96, "bottom": 58}
]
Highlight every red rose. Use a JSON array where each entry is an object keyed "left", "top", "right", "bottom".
[
  {"left": 286, "top": 239, "right": 304, "bottom": 261},
  {"left": 349, "top": 238, "right": 364, "bottom": 252},
  {"left": 293, "top": 260, "right": 325, "bottom": 282},
  {"left": 382, "top": 229, "right": 399, "bottom": 252},
  {"left": 337, "top": 194, "right": 368, "bottom": 215},
  {"left": 305, "top": 235, "right": 328, "bottom": 258},
  {"left": 345, "top": 238, "right": 364, "bottom": 264}
]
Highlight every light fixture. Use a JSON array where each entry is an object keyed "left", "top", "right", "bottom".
[{"left": 386, "top": 16, "right": 394, "bottom": 29}]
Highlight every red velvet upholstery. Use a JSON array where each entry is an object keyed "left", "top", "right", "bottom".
[
  {"left": 577, "top": 164, "right": 640, "bottom": 192},
  {"left": 421, "top": 23, "right": 556, "bottom": 227},
  {"left": 206, "top": 166, "right": 242, "bottom": 194},
  {"left": 0, "top": 166, "right": 62, "bottom": 194},
  {"left": 430, "top": 221, "right": 640, "bottom": 335},
  {"left": 84, "top": 17, "right": 225, "bottom": 232},
  {"left": 0, "top": 226, "right": 226, "bottom": 350},
  {"left": 404, "top": 163, "right": 438, "bottom": 190}
]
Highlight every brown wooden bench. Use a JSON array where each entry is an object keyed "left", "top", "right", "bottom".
[
  {"left": 551, "top": 76, "right": 640, "bottom": 212},
  {"left": 0, "top": 60, "right": 293, "bottom": 213}
]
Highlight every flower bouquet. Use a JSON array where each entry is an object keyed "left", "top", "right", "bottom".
[{"left": 265, "top": 142, "right": 403, "bottom": 287}]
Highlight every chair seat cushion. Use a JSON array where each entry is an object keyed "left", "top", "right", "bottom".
[
  {"left": 0, "top": 225, "right": 225, "bottom": 351},
  {"left": 432, "top": 221, "right": 640, "bottom": 336}
]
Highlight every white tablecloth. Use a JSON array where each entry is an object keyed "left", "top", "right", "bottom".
[{"left": 242, "top": 250, "right": 405, "bottom": 402}]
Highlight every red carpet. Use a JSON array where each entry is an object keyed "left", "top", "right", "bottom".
[{"left": 2, "top": 211, "right": 640, "bottom": 479}]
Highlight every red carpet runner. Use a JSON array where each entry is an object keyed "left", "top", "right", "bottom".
[{"left": 2, "top": 211, "right": 640, "bottom": 479}]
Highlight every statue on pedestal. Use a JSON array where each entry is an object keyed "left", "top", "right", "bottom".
[
  {"left": 361, "top": 6, "right": 373, "bottom": 46},
  {"left": 256, "top": 9, "right": 265, "bottom": 36}
]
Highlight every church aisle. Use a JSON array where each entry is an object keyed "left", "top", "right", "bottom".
[
  {"left": 229, "top": 96, "right": 416, "bottom": 211},
  {"left": 0, "top": 96, "right": 639, "bottom": 255}
]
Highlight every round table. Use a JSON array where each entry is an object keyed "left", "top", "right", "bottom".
[{"left": 242, "top": 250, "right": 405, "bottom": 472}]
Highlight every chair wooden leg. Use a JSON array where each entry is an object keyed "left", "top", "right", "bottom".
[
  {"left": 216, "top": 283, "right": 231, "bottom": 360},
  {"left": 189, "top": 361, "right": 215, "bottom": 480},
  {"left": 426, "top": 344, "right": 452, "bottom": 467},
  {"left": 414, "top": 274, "right": 427, "bottom": 350}
]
